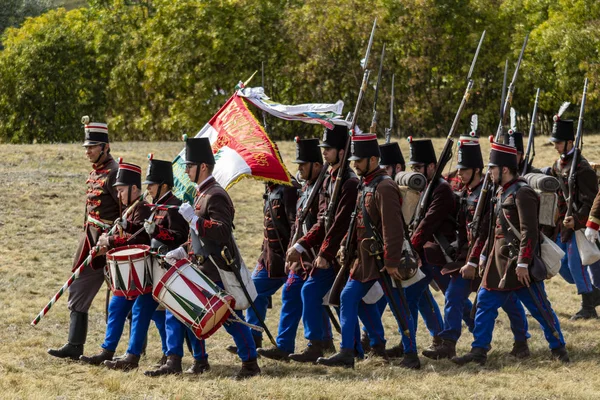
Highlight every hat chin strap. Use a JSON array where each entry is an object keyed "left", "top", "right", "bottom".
[
  {"left": 153, "top": 184, "right": 163, "bottom": 204},
  {"left": 307, "top": 163, "right": 314, "bottom": 182},
  {"left": 194, "top": 164, "right": 201, "bottom": 185},
  {"left": 93, "top": 144, "right": 106, "bottom": 164}
]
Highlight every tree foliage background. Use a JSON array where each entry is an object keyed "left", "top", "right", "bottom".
[{"left": 0, "top": 0, "right": 598, "bottom": 143}]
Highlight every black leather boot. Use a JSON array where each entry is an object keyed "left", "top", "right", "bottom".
[
  {"left": 369, "top": 343, "right": 389, "bottom": 361},
  {"left": 185, "top": 358, "right": 211, "bottom": 374},
  {"left": 103, "top": 353, "right": 140, "bottom": 371},
  {"left": 399, "top": 352, "right": 421, "bottom": 370},
  {"left": 226, "top": 335, "right": 262, "bottom": 354},
  {"left": 360, "top": 331, "right": 371, "bottom": 353},
  {"left": 234, "top": 358, "right": 261, "bottom": 379},
  {"left": 323, "top": 338, "right": 336, "bottom": 354},
  {"left": 153, "top": 354, "right": 167, "bottom": 367},
  {"left": 551, "top": 346, "right": 570, "bottom": 363},
  {"left": 288, "top": 340, "right": 324, "bottom": 363},
  {"left": 509, "top": 340, "right": 530, "bottom": 359},
  {"left": 385, "top": 342, "right": 404, "bottom": 359},
  {"left": 571, "top": 292, "right": 598, "bottom": 320},
  {"left": 144, "top": 355, "right": 182, "bottom": 377},
  {"left": 451, "top": 347, "right": 488, "bottom": 366},
  {"left": 424, "top": 335, "right": 443, "bottom": 351},
  {"left": 257, "top": 346, "right": 291, "bottom": 361},
  {"left": 79, "top": 349, "right": 115, "bottom": 366},
  {"left": 422, "top": 339, "right": 456, "bottom": 360},
  {"left": 48, "top": 311, "right": 88, "bottom": 360},
  {"left": 316, "top": 348, "right": 355, "bottom": 369}
]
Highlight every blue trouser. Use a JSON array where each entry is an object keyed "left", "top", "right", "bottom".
[
  {"left": 340, "top": 279, "right": 385, "bottom": 351},
  {"left": 126, "top": 293, "right": 159, "bottom": 356},
  {"left": 276, "top": 272, "right": 332, "bottom": 352},
  {"left": 246, "top": 264, "right": 287, "bottom": 341},
  {"left": 301, "top": 267, "right": 336, "bottom": 342},
  {"left": 439, "top": 275, "right": 529, "bottom": 343},
  {"left": 165, "top": 310, "right": 207, "bottom": 360},
  {"left": 379, "top": 278, "right": 418, "bottom": 353},
  {"left": 102, "top": 295, "right": 135, "bottom": 352},
  {"left": 472, "top": 284, "right": 565, "bottom": 350},
  {"left": 151, "top": 309, "right": 167, "bottom": 355},
  {"left": 557, "top": 232, "right": 600, "bottom": 294}
]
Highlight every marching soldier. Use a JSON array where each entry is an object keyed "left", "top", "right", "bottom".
[
  {"left": 101, "top": 156, "right": 190, "bottom": 370},
  {"left": 286, "top": 124, "right": 360, "bottom": 362},
  {"left": 379, "top": 141, "right": 405, "bottom": 179},
  {"left": 226, "top": 177, "right": 299, "bottom": 354},
  {"left": 549, "top": 104, "right": 600, "bottom": 319},
  {"left": 452, "top": 139, "right": 568, "bottom": 366},
  {"left": 408, "top": 138, "right": 456, "bottom": 348},
  {"left": 316, "top": 134, "right": 421, "bottom": 369},
  {"left": 48, "top": 120, "right": 120, "bottom": 360},
  {"left": 259, "top": 137, "right": 334, "bottom": 360},
  {"left": 422, "top": 140, "right": 530, "bottom": 360},
  {"left": 163, "top": 137, "right": 261, "bottom": 379},
  {"left": 78, "top": 160, "right": 152, "bottom": 367}
]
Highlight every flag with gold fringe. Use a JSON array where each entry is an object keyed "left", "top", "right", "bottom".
[{"left": 173, "top": 93, "right": 293, "bottom": 202}]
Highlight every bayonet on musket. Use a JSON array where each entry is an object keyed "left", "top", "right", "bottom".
[
  {"left": 370, "top": 43, "right": 386, "bottom": 135},
  {"left": 385, "top": 74, "right": 395, "bottom": 144}
]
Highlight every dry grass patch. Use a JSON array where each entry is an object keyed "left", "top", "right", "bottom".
[{"left": 1, "top": 137, "right": 600, "bottom": 399}]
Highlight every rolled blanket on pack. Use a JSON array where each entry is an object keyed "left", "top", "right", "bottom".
[
  {"left": 395, "top": 171, "right": 427, "bottom": 192},
  {"left": 523, "top": 173, "right": 560, "bottom": 193}
]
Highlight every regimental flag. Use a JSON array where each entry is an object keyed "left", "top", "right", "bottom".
[
  {"left": 173, "top": 94, "right": 293, "bottom": 202},
  {"left": 237, "top": 87, "right": 345, "bottom": 129}
]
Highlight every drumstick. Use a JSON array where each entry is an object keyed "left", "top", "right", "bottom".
[{"left": 31, "top": 248, "right": 98, "bottom": 326}]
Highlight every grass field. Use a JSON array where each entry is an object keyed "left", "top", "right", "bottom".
[{"left": 2, "top": 137, "right": 600, "bottom": 399}]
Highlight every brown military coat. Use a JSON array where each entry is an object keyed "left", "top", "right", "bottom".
[
  {"left": 587, "top": 190, "right": 600, "bottom": 230},
  {"left": 258, "top": 182, "right": 299, "bottom": 278},
  {"left": 551, "top": 153, "right": 598, "bottom": 242},
  {"left": 411, "top": 178, "right": 457, "bottom": 267},
  {"left": 482, "top": 179, "right": 539, "bottom": 291},
  {"left": 107, "top": 198, "right": 152, "bottom": 249},
  {"left": 188, "top": 176, "right": 236, "bottom": 283},
  {"left": 297, "top": 167, "right": 359, "bottom": 269},
  {"left": 288, "top": 178, "right": 322, "bottom": 277},
  {"left": 348, "top": 168, "right": 404, "bottom": 282},
  {"left": 150, "top": 191, "right": 189, "bottom": 251},
  {"left": 72, "top": 155, "right": 120, "bottom": 271}
]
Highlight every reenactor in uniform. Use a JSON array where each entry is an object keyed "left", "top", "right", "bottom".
[
  {"left": 549, "top": 104, "right": 600, "bottom": 319},
  {"left": 102, "top": 156, "right": 189, "bottom": 370},
  {"left": 408, "top": 138, "right": 457, "bottom": 349},
  {"left": 316, "top": 134, "right": 421, "bottom": 369},
  {"left": 286, "top": 124, "right": 360, "bottom": 362},
  {"left": 423, "top": 140, "right": 530, "bottom": 360},
  {"left": 259, "top": 138, "right": 333, "bottom": 360},
  {"left": 78, "top": 160, "right": 152, "bottom": 367},
  {"left": 453, "top": 140, "right": 569, "bottom": 366},
  {"left": 226, "top": 178, "right": 299, "bottom": 354},
  {"left": 48, "top": 121, "right": 120, "bottom": 360},
  {"left": 162, "top": 137, "right": 261, "bottom": 379},
  {"left": 585, "top": 191, "right": 600, "bottom": 243},
  {"left": 379, "top": 141, "right": 405, "bottom": 179}
]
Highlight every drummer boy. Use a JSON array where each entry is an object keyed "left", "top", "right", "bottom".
[{"left": 79, "top": 159, "right": 152, "bottom": 368}]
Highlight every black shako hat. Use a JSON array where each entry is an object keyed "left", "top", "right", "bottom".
[
  {"left": 114, "top": 158, "right": 142, "bottom": 188},
  {"left": 488, "top": 136, "right": 518, "bottom": 170},
  {"left": 184, "top": 136, "right": 215, "bottom": 165},
  {"left": 144, "top": 154, "right": 174, "bottom": 187},
  {"left": 379, "top": 142, "right": 405, "bottom": 166},
  {"left": 319, "top": 123, "right": 349, "bottom": 150},
  {"left": 505, "top": 130, "right": 524, "bottom": 153},
  {"left": 408, "top": 137, "right": 437, "bottom": 165},
  {"left": 348, "top": 134, "right": 380, "bottom": 161},
  {"left": 293, "top": 137, "right": 323, "bottom": 164},
  {"left": 550, "top": 102, "right": 575, "bottom": 143},
  {"left": 82, "top": 119, "right": 109, "bottom": 147},
  {"left": 456, "top": 142, "right": 484, "bottom": 170}
]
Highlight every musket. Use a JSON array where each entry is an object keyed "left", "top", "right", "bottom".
[
  {"left": 500, "top": 59, "right": 509, "bottom": 121},
  {"left": 470, "top": 33, "right": 528, "bottom": 238},
  {"left": 323, "top": 19, "right": 376, "bottom": 232},
  {"left": 411, "top": 31, "right": 484, "bottom": 230},
  {"left": 566, "top": 78, "right": 589, "bottom": 218},
  {"left": 385, "top": 74, "right": 395, "bottom": 144},
  {"left": 521, "top": 88, "right": 540, "bottom": 175},
  {"left": 370, "top": 43, "right": 386, "bottom": 135}
]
